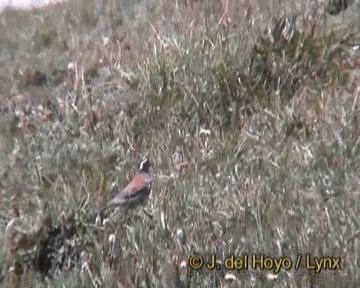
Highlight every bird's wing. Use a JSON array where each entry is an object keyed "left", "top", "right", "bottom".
[
  {"left": 109, "top": 173, "right": 151, "bottom": 205},
  {"left": 122, "top": 173, "right": 151, "bottom": 196}
]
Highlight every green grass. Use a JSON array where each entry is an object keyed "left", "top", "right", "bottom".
[{"left": 0, "top": 0, "right": 359, "bottom": 287}]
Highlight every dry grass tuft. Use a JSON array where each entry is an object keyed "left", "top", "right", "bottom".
[{"left": 0, "top": 0, "right": 359, "bottom": 287}]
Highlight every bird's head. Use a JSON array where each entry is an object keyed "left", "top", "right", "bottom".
[{"left": 138, "top": 156, "right": 151, "bottom": 173}]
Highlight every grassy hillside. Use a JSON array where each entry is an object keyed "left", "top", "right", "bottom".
[{"left": 0, "top": 0, "right": 359, "bottom": 287}]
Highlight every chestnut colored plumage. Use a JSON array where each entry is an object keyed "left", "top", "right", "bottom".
[{"left": 108, "top": 157, "right": 152, "bottom": 208}]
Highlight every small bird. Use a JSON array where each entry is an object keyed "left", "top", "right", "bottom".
[{"left": 108, "top": 156, "right": 152, "bottom": 209}]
